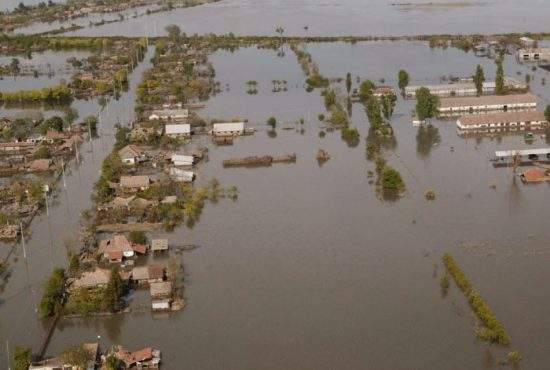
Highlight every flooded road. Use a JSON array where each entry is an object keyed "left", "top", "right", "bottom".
[
  {"left": 0, "top": 46, "right": 154, "bottom": 367},
  {"left": 56, "top": 0, "right": 550, "bottom": 38},
  {"left": 10, "top": 41, "right": 549, "bottom": 369}
]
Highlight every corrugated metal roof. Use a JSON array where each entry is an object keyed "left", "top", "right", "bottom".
[
  {"left": 440, "top": 93, "right": 537, "bottom": 108},
  {"left": 458, "top": 111, "right": 546, "bottom": 126},
  {"left": 165, "top": 124, "right": 191, "bottom": 135}
]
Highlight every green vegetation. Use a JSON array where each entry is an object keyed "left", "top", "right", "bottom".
[
  {"left": 440, "top": 272, "right": 449, "bottom": 295},
  {"left": 416, "top": 123, "right": 440, "bottom": 157},
  {"left": 0, "top": 84, "right": 72, "bottom": 105},
  {"left": 104, "top": 266, "right": 124, "bottom": 312},
  {"left": 60, "top": 344, "right": 94, "bottom": 368},
  {"left": 442, "top": 253, "right": 510, "bottom": 345},
  {"left": 495, "top": 59, "right": 505, "bottom": 95},
  {"left": 346, "top": 72, "right": 352, "bottom": 95},
  {"left": 381, "top": 93, "right": 397, "bottom": 120},
  {"left": 380, "top": 166, "right": 405, "bottom": 191},
  {"left": 415, "top": 87, "right": 439, "bottom": 121},
  {"left": 341, "top": 126, "right": 360, "bottom": 147},
  {"left": 129, "top": 230, "right": 147, "bottom": 245},
  {"left": 10, "top": 346, "right": 31, "bottom": 370},
  {"left": 39, "top": 267, "right": 66, "bottom": 317},
  {"left": 473, "top": 65, "right": 485, "bottom": 96},
  {"left": 358, "top": 79, "right": 375, "bottom": 103},
  {"left": 398, "top": 69, "right": 409, "bottom": 90},
  {"left": 267, "top": 116, "right": 277, "bottom": 128},
  {"left": 545, "top": 104, "right": 550, "bottom": 123}
]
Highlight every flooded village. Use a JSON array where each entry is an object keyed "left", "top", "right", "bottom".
[{"left": 2, "top": 1, "right": 550, "bottom": 370}]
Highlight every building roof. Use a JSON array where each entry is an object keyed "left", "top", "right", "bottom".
[
  {"left": 28, "top": 159, "right": 52, "bottom": 171},
  {"left": 495, "top": 147, "right": 550, "bottom": 158},
  {"left": 150, "top": 281, "right": 172, "bottom": 297},
  {"left": 165, "top": 124, "right": 191, "bottom": 135},
  {"left": 171, "top": 154, "right": 194, "bottom": 164},
  {"left": 115, "top": 346, "right": 155, "bottom": 367},
  {"left": 132, "top": 243, "right": 148, "bottom": 254},
  {"left": 150, "top": 109, "right": 189, "bottom": 118},
  {"left": 132, "top": 266, "right": 149, "bottom": 281},
  {"left": 148, "top": 264, "right": 165, "bottom": 280},
  {"left": 440, "top": 93, "right": 537, "bottom": 108},
  {"left": 522, "top": 168, "right": 546, "bottom": 182},
  {"left": 151, "top": 239, "right": 169, "bottom": 251},
  {"left": 71, "top": 268, "right": 111, "bottom": 289},
  {"left": 213, "top": 122, "right": 245, "bottom": 132},
  {"left": 120, "top": 175, "right": 150, "bottom": 188},
  {"left": 458, "top": 111, "right": 546, "bottom": 126},
  {"left": 118, "top": 145, "right": 144, "bottom": 159}
]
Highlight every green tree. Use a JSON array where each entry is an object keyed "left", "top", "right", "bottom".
[
  {"left": 41, "top": 116, "right": 64, "bottom": 133},
  {"left": 415, "top": 87, "right": 439, "bottom": 121},
  {"left": 398, "top": 69, "right": 409, "bottom": 90},
  {"left": 381, "top": 167, "right": 405, "bottom": 191},
  {"left": 103, "top": 266, "right": 123, "bottom": 312},
  {"left": 266, "top": 116, "right": 277, "bottom": 128},
  {"left": 545, "top": 104, "right": 550, "bottom": 123},
  {"left": 11, "top": 346, "right": 31, "bottom": 370},
  {"left": 495, "top": 59, "right": 505, "bottom": 95},
  {"left": 31, "top": 145, "right": 51, "bottom": 160},
  {"left": 39, "top": 267, "right": 66, "bottom": 317},
  {"left": 358, "top": 80, "right": 375, "bottom": 102},
  {"left": 10, "top": 58, "right": 20, "bottom": 75},
  {"left": 473, "top": 65, "right": 485, "bottom": 96},
  {"left": 381, "top": 93, "right": 397, "bottom": 120},
  {"left": 345, "top": 72, "right": 352, "bottom": 96},
  {"left": 165, "top": 24, "right": 183, "bottom": 42},
  {"left": 129, "top": 230, "right": 147, "bottom": 245}
]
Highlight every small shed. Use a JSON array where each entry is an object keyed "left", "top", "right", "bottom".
[
  {"left": 169, "top": 167, "right": 195, "bottom": 182},
  {"left": 151, "top": 239, "right": 169, "bottom": 252},
  {"left": 120, "top": 175, "right": 150, "bottom": 191},
  {"left": 152, "top": 299, "right": 171, "bottom": 311}
]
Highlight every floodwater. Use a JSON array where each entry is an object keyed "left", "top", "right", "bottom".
[
  {"left": 0, "top": 46, "right": 154, "bottom": 368},
  {"left": 55, "top": 0, "right": 550, "bottom": 37},
  {"left": 3, "top": 41, "right": 548, "bottom": 370}
]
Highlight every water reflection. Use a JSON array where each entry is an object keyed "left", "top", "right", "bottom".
[{"left": 416, "top": 123, "right": 440, "bottom": 158}]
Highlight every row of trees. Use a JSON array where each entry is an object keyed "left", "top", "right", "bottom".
[{"left": 0, "top": 84, "right": 72, "bottom": 105}]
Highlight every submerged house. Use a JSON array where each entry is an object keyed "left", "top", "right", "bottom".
[
  {"left": 98, "top": 234, "right": 147, "bottom": 263},
  {"left": 456, "top": 111, "right": 547, "bottom": 131},
  {"left": 439, "top": 93, "right": 538, "bottom": 115},
  {"left": 212, "top": 122, "right": 245, "bottom": 136},
  {"left": 517, "top": 48, "right": 550, "bottom": 62},
  {"left": 114, "top": 346, "right": 161, "bottom": 369}
]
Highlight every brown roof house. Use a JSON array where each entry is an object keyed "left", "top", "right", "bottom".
[
  {"left": 120, "top": 175, "right": 150, "bottom": 192},
  {"left": 98, "top": 234, "right": 147, "bottom": 263},
  {"left": 70, "top": 268, "right": 111, "bottom": 291},
  {"left": 114, "top": 346, "right": 161, "bottom": 369},
  {"left": 132, "top": 264, "right": 165, "bottom": 284}
]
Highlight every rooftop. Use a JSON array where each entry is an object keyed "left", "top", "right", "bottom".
[
  {"left": 458, "top": 111, "right": 546, "bottom": 126},
  {"left": 165, "top": 124, "right": 191, "bottom": 135},
  {"left": 120, "top": 175, "right": 150, "bottom": 188},
  {"left": 440, "top": 93, "right": 537, "bottom": 108}
]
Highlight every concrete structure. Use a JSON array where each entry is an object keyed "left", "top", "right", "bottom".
[
  {"left": 148, "top": 108, "right": 188, "bottom": 121},
  {"left": 519, "top": 36, "right": 536, "bottom": 48},
  {"left": 494, "top": 147, "right": 550, "bottom": 158},
  {"left": 439, "top": 93, "right": 538, "bottom": 115},
  {"left": 212, "top": 122, "right": 245, "bottom": 136},
  {"left": 152, "top": 299, "right": 171, "bottom": 311},
  {"left": 171, "top": 154, "right": 194, "bottom": 166},
  {"left": 405, "top": 76, "right": 527, "bottom": 98},
  {"left": 457, "top": 111, "right": 547, "bottom": 130},
  {"left": 517, "top": 48, "right": 550, "bottom": 62},
  {"left": 165, "top": 124, "right": 191, "bottom": 137}
]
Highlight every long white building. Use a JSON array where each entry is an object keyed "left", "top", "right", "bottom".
[
  {"left": 405, "top": 76, "right": 526, "bottom": 98},
  {"left": 456, "top": 111, "right": 547, "bottom": 131},
  {"left": 439, "top": 93, "right": 537, "bottom": 115}
]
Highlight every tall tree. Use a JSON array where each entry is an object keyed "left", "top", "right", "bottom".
[
  {"left": 545, "top": 104, "right": 550, "bottom": 123},
  {"left": 345, "top": 72, "right": 352, "bottom": 96},
  {"left": 495, "top": 59, "right": 505, "bottom": 95},
  {"left": 415, "top": 87, "right": 439, "bottom": 121},
  {"left": 473, "top": 65, "right": 485, "bottom": 96},
  {"left": 398, "top": 69, "right": 409, "bottom": 90},
  {"left": 103, "top": 266, "right": 123, "bottom": 312}
]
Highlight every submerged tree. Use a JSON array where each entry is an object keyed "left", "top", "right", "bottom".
[
  {"left": 495, "top": 59, "right": 505, "bottom": 95},
  {"left": 398, "top": 69, "right": 409, "bottom": 90},
  {"left": 473, "top": 65, "right": 485, "bottom": 96},
  {"left": 345, "top": 72, "right": 352, "bottom": 96},
  {"left": 415, "top": 87, "right": 439, "bottom": 121}
]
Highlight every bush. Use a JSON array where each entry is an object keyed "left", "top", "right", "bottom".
[
  {"left": 266, "top": 116, "right": 277, "bottom": 128},
  {"left": 442, "top": 253, "right": 510, "bottom": 345},
  {"left": 129, "top": 230, "right": 147, "bottom": 245},
  {"left": 381, "top": 167, "right": 405, "bottom": 191},
  {"left": 11, "top": 346, "right": 31, "bottom": 370}
]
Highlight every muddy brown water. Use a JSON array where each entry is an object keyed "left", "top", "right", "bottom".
[
  {"left": 15, "top": 0, "right": 549, "bottom": 37},
  {"left": 2, "top": 41, "right": 550, "bottom": 369}
]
